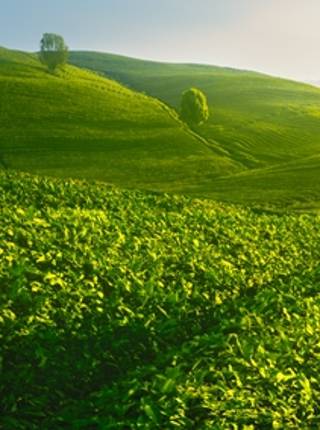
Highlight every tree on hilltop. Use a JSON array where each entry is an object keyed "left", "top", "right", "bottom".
[
  {"left": 39, "top": 33, "right": 68, "bottom": 73},
  {"left": 180, "top": 88, "right": 209, "bottom": 127}
]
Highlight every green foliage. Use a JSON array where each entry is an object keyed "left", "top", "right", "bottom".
[
  {"left": 180, "top": 88, "right": 209, "bottom": 126},
  {"left": 39, "top": 33, "right": 68, "bottom": 72},
  {"left": 1, "top": 171, "right": 320, "bottom": 428}
]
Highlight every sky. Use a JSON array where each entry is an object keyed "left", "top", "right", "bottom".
[{"left": 1, "top": 0, "right": 320, "bottom": 81}]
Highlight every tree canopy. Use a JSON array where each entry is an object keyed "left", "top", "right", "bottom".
[
  {"left": 39, "top": 33, "right": 68, "bottom": 72},
  {"left": 180, "top": 88, "right": 209, "bottom": 127}
]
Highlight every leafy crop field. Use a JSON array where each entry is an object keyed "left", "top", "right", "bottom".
[{"left": 1, "top": 171, "right": 320, "bottom": 429}]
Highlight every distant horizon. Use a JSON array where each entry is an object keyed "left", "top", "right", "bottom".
[{"left": 2, "top": 0, "right": 320, "bottom": 82}]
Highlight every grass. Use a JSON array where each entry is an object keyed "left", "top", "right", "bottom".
[
  {"left": 70, "top": 51, "right": 320, "bottom": 206},
  {"left": 0, "top": 46, "right": 237, "bottom": 193},
  {"left": 1, "top": 170, "right": 320, "bottom": 429},
  {"left": 201, "top": 155, "right": 320, "bottom": 210}
]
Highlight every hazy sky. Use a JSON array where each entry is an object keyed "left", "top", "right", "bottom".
[{"left": 1, "top": 0, "right": 320, "bottom": 81}]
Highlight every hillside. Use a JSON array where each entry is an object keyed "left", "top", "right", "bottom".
[
  {"left": 70, "top": 51, "right": 320, "bottom": 206},
  {"left": 0, "top": 47, "right": 237, "bottom": 192},
  {"left": 2, "top": 46, "right": 320, "bottom": 206},
  {"left": 70, "top": 51, "right": 320, "bottom": 168},
  {"left": 204, "top": 155, "right": 320, "bottom": 210},
  {"left": 1, "top": 171, "right": 320, "bottom": 429}
]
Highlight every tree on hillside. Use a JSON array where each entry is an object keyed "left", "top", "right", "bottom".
[
  {"left": 39, "top": 33, "right": 68, "bottom": 73},
  {"left": 180, "top": 88, "right": 209, "bottom": 127}
]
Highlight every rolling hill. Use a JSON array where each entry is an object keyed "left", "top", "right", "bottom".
[
  {"left": 70, "top": 51, "right": 320, "bottom": 207},
  {"left": 0, "top": 46, "right": 237, "bottom": 193},
  {"left": 183, "top": 154, "right": 320, "bottom": 210},
  {"left": 1, "top": 46, "right": 320, "bottom": 207},
  {"left": 69, "top": 52, "right": 320, "bottom": 167}
]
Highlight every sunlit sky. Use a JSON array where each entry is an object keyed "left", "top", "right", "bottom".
[{"left": 1, "top": 0, "right": 320, "bottom": 81}]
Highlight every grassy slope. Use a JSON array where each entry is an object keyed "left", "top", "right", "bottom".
[
  {"left": 204, "top": 155, "right": 320, "bottom": 210},
  {"left": 0, "top": 47, "right": 237, "bottom": 192},
  {"left": 2, "top": 171, "right": 320, "bottom": 429},
  {"left": 70, "top": 51, "right": 320, "bottom": 205}
]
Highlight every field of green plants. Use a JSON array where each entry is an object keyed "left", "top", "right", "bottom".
[{"left": 1, "top": 170, "right": 320, "bottom": 429}]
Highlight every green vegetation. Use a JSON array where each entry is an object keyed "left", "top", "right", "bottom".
[
  {"left": 1, "top": 171, "right": 320, "bottom": 429},
  {"left": 196, "top": 154, "right": 320, "bottom": 210},
  {"left": 2, "top": 27, "right": 320, "bottom": 430},
  {"left": 180, "top": 88, "right": 209, "bottom": 127},
  {"left": 69, "top": 51, "right": 320, "bottom": 167},
  {"left": 0, "top": 46, "right": 237, "bottom": 195},
  {"left": 2, "top": 46, "right": 320, "bottom": 206},
  {"left": 69, "top": 51, "right": 320, "bottom": 206},
  {"left": 39, "top": 33, "right": 68, "bottom": 73}
]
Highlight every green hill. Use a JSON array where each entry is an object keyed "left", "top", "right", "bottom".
[
  {"left": 2, "top": 171, "right": 320, "bottom": 429},
  {"left": 204, "top": 155, "right": 320, "bottom": 210},
  {"left": 0, "top": 47, "right": 237, "bottom": 192},
  {"left": 2, "top": 46, "right": 320, "bottom": 207},
  {"left": 70, "top": 51, "right": 320, "bottom": 167},
  {"left": 70, "top": 51, "right": 320, "bottom": 206}
]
